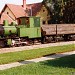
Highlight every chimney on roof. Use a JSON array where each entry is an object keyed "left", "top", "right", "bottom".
[{"left": 23, "top": 0, "right": 26, "bottom": 10}]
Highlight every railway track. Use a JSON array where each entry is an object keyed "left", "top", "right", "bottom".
[{"left": 0, "top": 41, "right": 75, "bottom": 54}]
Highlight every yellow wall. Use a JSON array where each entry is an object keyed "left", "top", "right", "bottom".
[{"left": 36, "top": 5, "right": 49, "bottom": 25}]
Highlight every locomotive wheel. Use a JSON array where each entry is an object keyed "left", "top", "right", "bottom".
[
  {"left": 63, "top": 35, "right": 69, "bottom": 41},
  {"left": 41, "top": 36, "right": 46, "bottom": 44},
  {"left": 0, "top": 40, "right": 5, "bottom": 48},
  {"left": 29, "top": 39, "right": 34, "bottom": 45}
]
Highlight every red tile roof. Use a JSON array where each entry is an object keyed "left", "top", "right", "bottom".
[
  {"left": 1, "top": 3, "right": 42, "bottom": 18},
  {"left": 0, "top": 2, "right": 43, "bottom": 24},
  {"left": 1, "top": 4, "right": 26, "bottom": 18},
  {"left": 26, "top": 3, "right": 42, "bottom": 16}
]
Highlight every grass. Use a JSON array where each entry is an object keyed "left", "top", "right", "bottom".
[
  {"left": 0, "top": 54, "right": 75, "bottom": 75},
  {"left": 0, "top": 44, "right": 75, "bottom": 64}
]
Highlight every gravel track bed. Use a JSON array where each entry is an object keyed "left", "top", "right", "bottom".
[{"left": 0, "top": 41, "right": 75, "bottom": 54}]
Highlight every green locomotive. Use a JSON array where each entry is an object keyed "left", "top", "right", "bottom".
[
  {"left": 0, "top": 16, "right": 41, "bottom": 47},
  {"left": 1, "top": 16, "right": 74, "bottom": 47}
]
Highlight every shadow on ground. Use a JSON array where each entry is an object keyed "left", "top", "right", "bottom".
[{"left": 40, "top": 54, "right": 75, "bottom": 68}]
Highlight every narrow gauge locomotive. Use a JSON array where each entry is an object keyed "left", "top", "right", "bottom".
[
  {"left": 0, "top": 16, "right": 41, "bottom": 47},
  {"left": 0, "top": 16, "right": 75, "bottom": 47}
]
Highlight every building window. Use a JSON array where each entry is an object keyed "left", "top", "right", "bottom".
[
  {"left": 42, "top": 21, "right": 46, "bottom": 24},
  {"left": 43, "top": 9, "right": 45, "bottom": 12},
  {"left": 48, "top": 20, "right": 51, "bottom": 24},
  {"left": 7, "top": 12, "right": 9, "bottom": 14}
]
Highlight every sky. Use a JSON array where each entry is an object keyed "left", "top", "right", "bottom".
[{"left": 0, "top": 0, "right": 43, "bottom": 12}]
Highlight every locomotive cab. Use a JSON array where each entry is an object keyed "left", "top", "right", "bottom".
[
  {"left": 17, "top": 17, "right": 40, "bottom": 28},
  {"left": 17, "top": 17, "right": 41, "bottom": 38},
  {"left": 17, "top": 17, "right": 30, "bottom": 28}
]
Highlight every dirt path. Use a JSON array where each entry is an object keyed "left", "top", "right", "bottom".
[
  {"left": 0, "top": 50, "right": 75, "bottom": 70},
  {"left": 0, "top": 41, "right": 75, "bottom": 54}
]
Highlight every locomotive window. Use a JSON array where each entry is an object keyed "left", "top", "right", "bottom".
[
  {"left": 34, "top": 18, "right": 40, "bottom": 27},
  {"left": 26, "top": 18, "right": 29, "bottom": 24},
  {"left": 26, "top": 18, "right": 29, "bottom": 25},
  {"left": 18, "top": 19, "right": 21, "bottom": 25}
]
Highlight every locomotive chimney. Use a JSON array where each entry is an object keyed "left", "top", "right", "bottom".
[{"left": 23, "top": 0, "right": 26, "bottom": 10}]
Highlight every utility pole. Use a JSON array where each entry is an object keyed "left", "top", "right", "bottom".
[{"left": 30, "top": 6, "right": 32, "bottom": 16}]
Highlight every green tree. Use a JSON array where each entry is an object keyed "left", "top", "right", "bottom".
[{"left": 43, "top": 0, "right": 68, "bottom": 24}]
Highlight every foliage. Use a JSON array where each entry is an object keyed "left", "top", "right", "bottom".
[
  {"left": 0, "top": 54, "right": 75, "bottom": 75},
  {"left": 0, "top": 44, "right": 74, "bottom": 64},
  {"left": 43, "top": 0, "right": 69, "bottom": 24}
]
